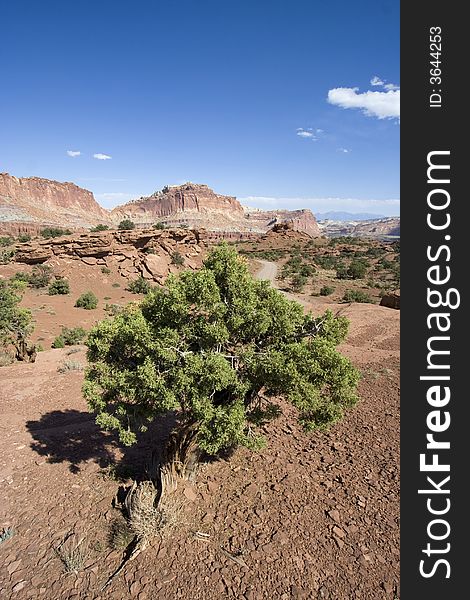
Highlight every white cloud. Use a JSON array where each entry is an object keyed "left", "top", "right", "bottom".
[
  {"left": 297, "top": 129, "right": 315, "bottom": 139},
  {"left": 370, "top": 76, "right": 385, "bottom": 86},
  {"left": 296, "top": 127, "right": 325, "bottom": 140},
  {"left": 240, "top": 195, "right": 399, "bottom": 216},
  {"left": 384, "top": 82, "right": 400, "bottom": 91},
  {"left": 338, "top": 148, "right": 350, "bottom": 153},
  {"left": 67, "top": 150, "right": 81, "bottom": 157},
  {"left": 93, "top": 153, "right": 112, "bottom": 160},
  {"left": 327, "top": 86, "right": 400, "bottom": 120}
]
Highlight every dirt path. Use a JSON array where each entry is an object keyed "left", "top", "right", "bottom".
[{"left": 255, "top": 260, "right": 278, "bottom": 282}]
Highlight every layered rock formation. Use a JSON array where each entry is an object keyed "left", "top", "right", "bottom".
[
  {"left": 1, "top": 174, "right": 322, "bottom": 238},
  {"left": 14, "top": 228, "right": 206, "bottom": 283},
  {"left": 319, "top": 217, "right": 400, "bottom": 239},
  {"left": 0, "top": 173, "right": 112, "bottom": 234}
]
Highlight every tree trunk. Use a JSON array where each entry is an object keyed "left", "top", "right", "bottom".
[
  {"left": 15, "top": 340, "right": 37, "bottom": 363},
  {"left": 152, "top": 420, "right": 201, "bottom": 497}
]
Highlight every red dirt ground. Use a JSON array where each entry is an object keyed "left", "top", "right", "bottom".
[{"left": 0, "top": 283, "right": 399, "bottom": 599}]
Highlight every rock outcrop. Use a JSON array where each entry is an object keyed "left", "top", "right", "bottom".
[
  {"left": 0, "top": 173, "right": 111, "bottom": 234},
  {"left": 380, "top": 290, "right": 400, "bottom": 310},
  {"left": 1, "top": 174, "right": 322, "bottom": 238},
  {"left": 319, "top": 217, "right": 400, "bottom": 239},
  {"left": 14, "top": 228, "right": 206, "bottom": 283}
]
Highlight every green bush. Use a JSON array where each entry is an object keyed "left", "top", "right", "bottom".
[
  {"left": 0, "top": 236, "right": 13, "bottom": 247},
  {"left": 0, "top": 249, "right": 15, "bottom": 264},
  {"left": 51, "top": 336, "right": 65, "bottom": 348},
  {"left": 48, "top": 278, "right": 70, "bottom": 295},
  {"left": 118, "top": 219, "right": 135, "bottom": 230},
  {"left": 153, "top": 222, "right": 165, "bottom": 230},
  {"left": 126, "top": 277, "right": 151, "bottom": 294},
  {"left": 17, "top": 234, "right": 32, "bottom": 243},
  {"left": 291, "top": 273, "right": 307, "bottom": 293},
  {"left": 90, "top": 224, "right": 109, "bottom": 232},
  {"left": 320, "top": 285, "right": 335, "bottom": 296},
  {"left": 171, "top": 251, "right": 184, "bottom": 266},
  {"left": 0, "top": 281, "right": 34, "bottom": 359},
  {"left": 342, "top": 289, "right": 374, "bottom": 303},
  {"left": 75, "top": 291, "right": 98, "bottom": 310},
  {"left": 112, "top": 283, "right": 121, "bottom": 288},
  {"left": 101, "top": 266, "right": 111, "bottom": 274},
  {"left": 40, "top": 227, "right": 72, "bottom": 239},
  {"left": 84, "top": 244, "right": 360, "bottom": 454},
  {"left": 52, "top": 326, "right": 87, "bottom": 348},
  {"left": 29, "top": 265, "right": 53, "bottom": 288}
]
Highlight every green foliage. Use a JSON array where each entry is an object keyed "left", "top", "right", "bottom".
[
  {"left": 48, "top": 278, "right": 70, "bottom": 295},
  {"left": 0, "top": 236, "right": 14, "bottom": 247},
  {"left": 342, "top": 289, "right": 374, "bottom": 303},
  {"left": 153, "top": 222, "right": 165, "bottom": 230},
  {"left": 90, "top": 224, "right": 109, "bottom": 232},
  {"left": 336, "top": 258, "right": 368, "bottom": 280},
  {"left": 171, "top": 251, "right": 184, "bottom": 266},
  {"left": 0, "top": 281, "right": 34, "bottom": 354},
  {"left": 118, "top": 219, "right": 135, "bottom": 230},
  {"left": 126, "top": 277, "right": 151, "bottom": 294},
  {"left": 52, "top": 326, "right": 87, "bottom": 348},
  {"left": 0, "top": 249, "right": 15, "bottom": 264},
  {"left": 84, "top": 244, "right": 359, "bottom": 455},
  {"left": 314, "top": 255, "right": 338, "bottom": 270},
  {"left": 112, "top": 283, "right": 121, "bottom": 288},
  {"left": 291, "top": 273, "right": 307, "bottom": 293},
  {"left": 101, "top": 266, "right": 111, "bottom": 274},
  {"left": 75, "top": 291, "right": 98, "bottom": 310},
  {"left": 52, "top": 336, "right": 65, "bottom": 348},
  {"left": 29, "top": 264, "right": 53, "bottom": 288},
  {"left": 40, "top": 227, "right": 72, "bottom": 239},
  {"left": 17, "top": 234, "right": 32, "bottom": 243},
  {"left": 320, "top": 285, "right": 335, "bottom": 296}
]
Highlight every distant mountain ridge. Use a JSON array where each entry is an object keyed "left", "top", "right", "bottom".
[
  {"left": 316, "top": 211, "right": 389, "bottom": 221},
  {"left": 0, "top": 174, "right": 321, "bottom": 237}
]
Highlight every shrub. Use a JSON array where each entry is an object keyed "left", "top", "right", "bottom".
[
  {"left": 101, "top": 266, "right": 111, "bottom": 274},
  {"left": 48, "top": 278, "right": 70, "bottom": 295},
  {"left": 126, "top": 277, "right": 151, "bottom": 294},
  {"left": 0, "top": 249, "right": 15, "bottom": 264},
  {"left": 170, "top": 251, "right": 184, "bottom": 266},
  {"left": 29, "top": 264, "right": 53, "bottom": 288},
  {"left": 52, "top": 326, "right": 87, "bottom": 348},
  {"left": 112, "top": 283, "right": 121, "bottom": 288},
  {"left": 342, "top": 289, "right": 374, "bottom": 303},
  {"left": 0, "top": 236, "right": 13, "bottom": 247},
  {"left": 320, "top": 285, "right": 335, "bottom": 296},
  {"left": 75, "top": 291, "right": 98, "bottom": 310},
  {"left": 105, "top": 303, "right": 123, "bottom": 316},
  {"left": 291, "top": 273, "right": 307, "bottom": 293},
  {"left": 84, "top": 244, "right": 360, "bottom": 457},
  {"left": 17, "top": 234, "right": 31, "bottom": 243},
  {"left": 52, "top": 336, "right": 65, "bottom": 348},
  {"left": 58, "top": 360, "right": 84, "bottom": 373},
  {"left": 90, "top": 224, "right": 109, "bottom": 232},
  {"left": 40, "top": 227, "right": 71, "bottom": 239},
  {"left": 118, "top": 219, "right": 135, "bottom": 230},
  {"left": 153, "top": 222, "right": 165, "bottom": 230},
  {"left": 0, "top": 281, "right": 34, "bottom": 360}
]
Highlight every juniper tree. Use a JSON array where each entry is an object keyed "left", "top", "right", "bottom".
[
  {"left": 0, "top": 281, "right": 35, "bottom": 362},
  {"left": 84, "top": 244, "right": 359, "bottom": 472}
]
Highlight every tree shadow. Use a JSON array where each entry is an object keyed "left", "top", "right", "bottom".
[{"left": 26, "top": 409, "right": 176, "bottom": 476}]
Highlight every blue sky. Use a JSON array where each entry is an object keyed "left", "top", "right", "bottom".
[{"left": 1, "top": 0, "right": 399, "bottom": 215}]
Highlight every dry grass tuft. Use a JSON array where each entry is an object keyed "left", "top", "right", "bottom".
[{"left": 55, "top": 533, "right": 90, "bottom": 573}]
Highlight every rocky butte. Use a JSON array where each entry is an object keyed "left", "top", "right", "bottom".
[
  {"left": 0, "top": 173, "right": 112, "bottom": 235},
  {"left": 0, "top": 173, "right": 321, "bottom": 238}
]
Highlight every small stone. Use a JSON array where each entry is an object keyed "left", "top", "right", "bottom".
[
  {"left": 12, "top": 581, "right": 26, "bottom": 593},
  {"left": 327, "top": 509, "right": 341, "bottom": 523},
  {"left": 332, "top": 526, "right": 345, "bottom": 538},
  {"left": 7, "top": 559, "right": 22, "bottom": 575},
  {"left": 183, "top": 486, "right": 197, "bottom": 502}
]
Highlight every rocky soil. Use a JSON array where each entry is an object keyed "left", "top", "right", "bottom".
[{"left": 0, "top": 274, "right": 399, "bottom": 599}]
